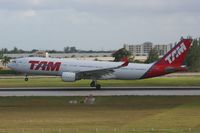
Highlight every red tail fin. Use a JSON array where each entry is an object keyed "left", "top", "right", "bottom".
[
  {"left": 142, "top": 39, "right": 193, "bottom": 78},
  {"left": 157, "top": 39, "right": 192, "bottom": 67}
]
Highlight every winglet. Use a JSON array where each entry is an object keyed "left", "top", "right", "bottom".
[{"left": 121, "top": 57, "right": 129, "bottom": 67}]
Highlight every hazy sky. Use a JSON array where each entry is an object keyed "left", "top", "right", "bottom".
[{"left": 0, "top": 0, "right": 199, "bottom": 51}]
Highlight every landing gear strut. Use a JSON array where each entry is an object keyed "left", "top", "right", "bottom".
[
  {"left": 90, "top": 80, "right": 101, "bottom": 89},
  {"left": 24, "top": 74, "right": 29, "bottom": 81},
  {"left": 96, "top": 84, "right": 101, "bottom": 90}
]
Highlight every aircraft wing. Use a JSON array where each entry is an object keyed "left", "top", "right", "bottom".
[{"left": 76, "top": 59, "right": 129, "bottom": 79}]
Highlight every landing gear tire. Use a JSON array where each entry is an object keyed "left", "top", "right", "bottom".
[
  {"left": 90, "top": 80, "right": 101, "bottom": 89},
  {"left": 25, "top": 77, "right": 29, "bottom": 81},
  {"left": 24, "top": 74, "right": 28, "bottom": 81},
  {"left": 96, "top": 84, "right": 101, "bottom": 90},
  {"left": 90, "top": 81, "right": 96, "bottom": 87}
]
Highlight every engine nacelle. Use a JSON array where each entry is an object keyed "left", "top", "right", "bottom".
[{"left": 61, "top": 72, "right": 76, "bottom": 82}]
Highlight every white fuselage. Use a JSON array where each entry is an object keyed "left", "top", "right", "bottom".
[
  {"left": 7, "top": 39, "right": 193, "bottom": 85},
  {"left": 8, "top": 57, "right": 153, "bottom": 80}
]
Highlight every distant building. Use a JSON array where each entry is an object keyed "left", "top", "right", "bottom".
[
  {"left": 4, "top": 53, "right": 113, "bottom": 61},
  {"left": 124, "top": 44, "right": 142, "bottom": 56},
  {"left": 33, "top": 51, "right": 49, "bottom": 58},
  {"left": 124, "top": 42, "right": 175, "bottom": 56},
  {"left": 154, "top": 44, "right": 168, "bottom": 56},
  {"left": 142, "top": 42, "right": 153, "bottom": 56},
  {"left": 167, "top": 43, "right": 175, "bottom": 52}
]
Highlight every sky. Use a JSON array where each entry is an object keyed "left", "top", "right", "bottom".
[{"left": 0, "top": 0, "right": 199, "bottom": 51}]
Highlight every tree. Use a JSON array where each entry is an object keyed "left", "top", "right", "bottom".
[
  {"left": 18, "top": 49, "right": 25, "bottom": 53},
  {"left": 145, "top": 48, "right": 159, "bottom": 63},
  {"left": 185, "top": 38, "right": 200, "bottom": 71},
  {"left": 1, "top": 56, "right": 11, "bottom": 68},
  {"left": 0, "top": 49, "right": 3, "bottom": 59},
  {"left": 134, "top": 60, "right": 144, "bottom": 63},
  {"left": 112, "top": 48, "right": 133, "bottom": 62},
  {"left": 11, "top": 47, "right": 18, "bottom": 53},
  {"left": 64, "top": 47, "right": 70, "bottom": 53},
  {"left": 70, "top": 46, "right": 77, "bottom": 53},
  {"left": 14, "top": 47, "right": 18, "bottom": 51},
  {"left": 31, "top": 49, "right": 38, "bottom": 53},
  {"left": 64, "top": 46, "right": 78, "bottom": 53},
  {"left": 2, "top": 48, "right": 8, "bottom": 54}
]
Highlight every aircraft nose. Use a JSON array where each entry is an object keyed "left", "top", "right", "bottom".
[{"left": 7, "top": 60, "right": 16, "bottom": 70}]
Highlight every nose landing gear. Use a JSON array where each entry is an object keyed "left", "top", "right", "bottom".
[
  {"left": 24, "top": 74, "right": 29, "bottom": 81},
  {"left": 90, "top": 80, "right": 101, "bottom": 89}
]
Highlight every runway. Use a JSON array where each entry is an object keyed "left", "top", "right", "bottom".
[{"left": 0, "top": 87, "right": 200, "bottom": 96}]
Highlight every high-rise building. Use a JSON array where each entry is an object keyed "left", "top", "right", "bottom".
[
  {"left": 167, "top": 43, "right": 175, "bottom": 52},
  {"left": 123, "top": 44, "right": 142, "bottom": 56},
  {"left": 154, "top": 44, "right": 168, "bottom": 56},
  {"left": 142, "top": 42, "right": 153, "bottom": 56},
  {"left": 124, "top": 42, "right": 175, "bottom": 56}
]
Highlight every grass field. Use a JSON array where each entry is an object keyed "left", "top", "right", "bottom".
[
  {"left": 0, "top": 96, "right": 200, "bottom": 133},
  {"left": 0, "top": 76, "right": 200, "bottom": 88}
]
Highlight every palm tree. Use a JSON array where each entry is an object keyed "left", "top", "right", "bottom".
[
  {"left": 1, "top": 56, "right": 10, "bottom": 68},
  {"left": 112, "top": 48, "right": 133, "bottom": 62}
]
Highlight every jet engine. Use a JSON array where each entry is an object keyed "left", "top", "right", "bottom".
[{"left": 61, "top": 72, "right": 77, "bottom": 82}]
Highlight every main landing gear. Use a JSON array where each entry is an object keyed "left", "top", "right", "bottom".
[
  {"left": 24, "top": 74, "right": 29, "bottom": 81},
  {"left": 90, "top": 80, "right": 101, "bottom": 89}
]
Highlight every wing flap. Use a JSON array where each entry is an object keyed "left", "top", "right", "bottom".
[{"left": 77, "top": 59, "right": 129, "bottom": 79}]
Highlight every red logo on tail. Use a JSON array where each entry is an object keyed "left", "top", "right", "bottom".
[
  {"left": 165, "top": 43, "right": 187, "bottom": 64},
  {"left": 142, "top": 39, "right": 193, "bottom": 79}
]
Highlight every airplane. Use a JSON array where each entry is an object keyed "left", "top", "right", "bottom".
[{"left": 7, "top": 39, "right": 192, "bottom": 89}]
